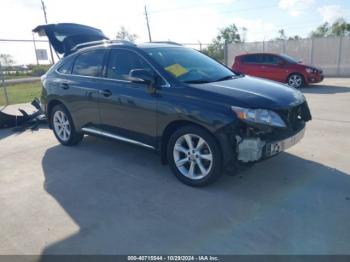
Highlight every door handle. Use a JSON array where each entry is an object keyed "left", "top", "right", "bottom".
[
  {"left": 60, "top": 83, "right": 70, "bottom": 90},
  {"left": 99, "top": 89, "right": 112, "bottom": 97}
]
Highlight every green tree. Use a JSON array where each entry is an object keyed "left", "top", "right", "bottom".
[
  {"left": 0, "top": 54, "right": 15, "bottom": 67},
  {"left": 310, "top": 22, "right": 330, "bottom": 37},
  {"left": 274, "top": 29, "right": 302, "bottom": 41},
  {"left": 288, "top": 35, "right": 302, "bottom": 40},
  {"left": 277, "top": 29, "right": 287, "bottom": 40},
  {"left": 202, "top": 24, "right": 241, "bottom": 63},
  {"left": 331, "top": 18, "right": 350, "bottom": 36},
  {"left": 310, "top": 18, "right": 350, "bottom": 37},
  {"left": 116, "top": 26, "right": 138, "bottom": 42}
]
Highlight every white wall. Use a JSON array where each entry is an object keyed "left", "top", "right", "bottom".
[{"left": 226, "top": 36, "right": 350, "bottom": 77}]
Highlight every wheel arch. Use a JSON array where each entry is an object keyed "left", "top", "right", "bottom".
[
  {"left": 47, "top": 99, "right": 71, "bottom": 129},
  {"left": 286, "top": 72, "right": 306, "bottom": 84},
  {"left": 159, "top": 120, "right": 232, "bottom": 165}
]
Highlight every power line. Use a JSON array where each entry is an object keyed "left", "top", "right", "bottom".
[
  {"left": 148, "top": 4, "right": 276, "bottom": 15},
  {"left": 0, "top": 39, "right": 48, "bottom": 42},
  {"left": 146, "top": 3, "right": 320, "bottom": 33},
  {"left": 149, "top": 2, "right": 229, "bottom": 14}
]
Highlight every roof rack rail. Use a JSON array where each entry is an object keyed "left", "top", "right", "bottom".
[
  {"left": 113, "top": 39, "right": 136, "bottom": 46},
  {"left": 71, "top": 39, "right": 136, "bottom": 52},
  {"left": 149, "top": 41, "right": 183, "bottom": 46}
]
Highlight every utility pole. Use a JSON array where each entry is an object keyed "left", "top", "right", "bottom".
[
  {"left": 32, "top": 33, "right": 39, "bottom": 65},
  {"left": 144, "top": 5, "right": 152, "bottom": 42},
  {"left": 41, "top": 0, "right": 55, "bottom": 64},
  {"left": 198, "top": 41, "right": 202, "bottom": 51}
]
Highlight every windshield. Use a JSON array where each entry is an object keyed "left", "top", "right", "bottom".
[
  {"left": 280, "top": 54, "right": 299, "bottom": 64},
  {"left": 144, "top": 47, "right": 236, "bottom": 83}
]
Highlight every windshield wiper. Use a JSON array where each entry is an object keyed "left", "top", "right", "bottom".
[
  {"left": 183, "top": 80, "right": 211, "bottom": 84},
  {"left": 184, "top": 75, "right": 238, "bottom": 84},
  {"left": 214, "top": 75, "right": 236, "bottom": 82}
]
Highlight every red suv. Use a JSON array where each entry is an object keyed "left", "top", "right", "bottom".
[{"left": 232, "top": 53, "right": 324, "bottom": 88}]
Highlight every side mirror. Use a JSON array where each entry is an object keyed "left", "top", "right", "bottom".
[{"left": 129, "top": 69, "right": 155, "bottom": 86}]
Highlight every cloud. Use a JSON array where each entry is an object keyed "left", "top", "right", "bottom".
[
  {"left": 278, "top": 0, "right": 315, "bottom": 17},
  {"left": 232, "top": 18, "right": 277, "bottom": 42},
  {"left": 203, "top": 0, "right": 235, "bottom": 4},
  {"left": 318, "top": 5, "right": 348, "bottom": 23}
]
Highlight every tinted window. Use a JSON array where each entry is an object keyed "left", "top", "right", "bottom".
[
  {"left": 72, "top": 50, "right": 105, "bottom": 77},
  {"left": 57, "top": 59, "right": 74, "bottom": 74},
  {"left": 280, "top": 54, "right": 298, "bottom": 64},
  {"left": 263, "top": 55, "right": 283, "bottom": 65},
  {"left": 242, "top": 54, "right": 262, "bottom": 64},
  {"left": 107, "top": 49, "right": 153, "bottom": 81}
]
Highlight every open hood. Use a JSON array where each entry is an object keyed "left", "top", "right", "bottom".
[{"left": 33, "top": 23, "right": 109, "bottom": 56}]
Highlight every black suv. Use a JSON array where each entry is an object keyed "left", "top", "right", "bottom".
[{"left": 34, "top": 23, "right": 312, "bottom": 187}]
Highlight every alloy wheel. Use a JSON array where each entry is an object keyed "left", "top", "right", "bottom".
[
  {"left": 53, "top": 110, "right": 71, "bottom": 142},
  {"left": 173, "top": 134, "right": 213, "bottom": 180},
  {"left": 288, "top": 74, "right": 302, "bottom": 88}
]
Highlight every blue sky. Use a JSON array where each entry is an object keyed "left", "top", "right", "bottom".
[{"left": 1, "top": 0, "right": 350, "bottom": 64}]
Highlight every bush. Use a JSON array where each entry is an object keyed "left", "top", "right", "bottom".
[{"left": 31, "top": 65, "right": 51, "bottom": 76}]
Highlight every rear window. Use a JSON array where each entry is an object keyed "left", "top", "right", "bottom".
[
  {"left": 242, "top": 55, "right": 262, "bottom": 64},
  {"left": 72, "top": 50, "right": 106, "bottom": 77},
  {"left": 57, "top": 59, "right": 74, "bottom": 74}
]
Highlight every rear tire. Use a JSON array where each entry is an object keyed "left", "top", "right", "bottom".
[
  {"left": 51, "top": 104, "right": 83, "bottom": 146},
  {"left": 167, "top": 125, "right": 223, "bottom": 187},
  {"left": 287, "top": 73, "right": 305, "bottom": 89}
]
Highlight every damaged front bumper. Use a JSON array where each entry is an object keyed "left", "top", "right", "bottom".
[
  {"left": 233, "top": 100, "right": 311, "bottom": 163},
  {"left": 237, "top": 123, "right": 305, "bottom": 163},
  {"left": 0, "top": 98, "right": 46, "bottom": 130}
]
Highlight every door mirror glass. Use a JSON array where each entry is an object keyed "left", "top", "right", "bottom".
[{"left": 128, "top": 69, "right": 155, "bottom": 85}]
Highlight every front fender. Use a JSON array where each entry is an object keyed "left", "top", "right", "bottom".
[
  {"left": 156, "top": 89, "right": 239, "bottom": 166},
  {"left": 157, "top": 93, "right": 236, "bottom": 135}
]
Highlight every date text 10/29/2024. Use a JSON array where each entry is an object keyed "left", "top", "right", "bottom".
[{"left": 127, "top": 256, "right": 220, "bottom": 261}]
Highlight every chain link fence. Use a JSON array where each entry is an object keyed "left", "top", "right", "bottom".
[
  {"left": 0, "top": 38, "right": 53, "bottom": 106},
  {"left": 226, "top": 36, "right": 350, "bottom": 77},
  {"left": 0, "top": 39, "right": 210, "bottom": 106}
]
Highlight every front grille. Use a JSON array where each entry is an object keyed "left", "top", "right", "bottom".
[{"left": 279, "top": 102, "right": 312, "bottom": 131}]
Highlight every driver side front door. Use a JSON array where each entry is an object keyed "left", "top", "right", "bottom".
[{"left": 96, "top": 49, "right": 160, "bottom": 147}]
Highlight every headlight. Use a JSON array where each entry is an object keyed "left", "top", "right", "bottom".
[
  {"left": 231, "top": 106, "right": 286, "bottom": 128},
  {"left": 306, "top": 68, "right": 315, "bottom": 74}
]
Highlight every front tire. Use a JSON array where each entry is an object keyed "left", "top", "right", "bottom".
[
  {"left": 51, "top": 104, "right": 83, "bottom": 146},
  {"left": 287, "top": 73, "right": 305, "bottom": 89},
  {"left": 167, "top": 125, "right": 223, "bottom": 187}
]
